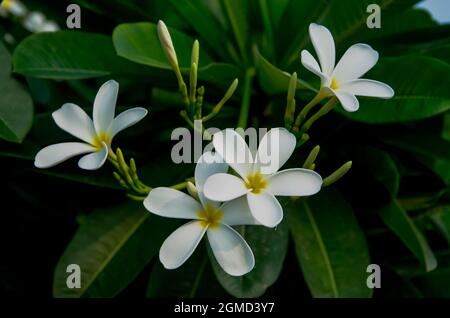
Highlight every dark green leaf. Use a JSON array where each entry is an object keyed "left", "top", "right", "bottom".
[
  {"left": 379, "top": 200, "right": 437, "bottom": 272},
  {"left": 210, "top": 220, "right": 289, "bottom": 298},
  {"left": 112, "top": 22, "right": 241, "bottom": 87},
  {"left": 170, "top": 0, "right": 232, "bottom": 61},
  {"left": 0, "top": 43, "right": 33, "bottom": 143},
  {"left": 13, "top": 31, "right": 149, "bottom": 79},
  {"left": 253, "top": 47, "right": 315, "bottom": 95},
  {"left": 288, "top": 189, "right": 372, "bottom": 298},
  {"left": 53, "top": 201, "right": 175, "bottom": 297}
]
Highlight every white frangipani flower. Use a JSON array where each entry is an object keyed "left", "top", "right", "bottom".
[
  {"left": 144, "top": 151, "right": 257, "bottom": 276},
  {"left": 301, "top": 23, "right": 394, "bottom": 112},
  {"left": 203, "top": 128, "right": 322, "bottom": 228},
  {"left": 34, "top": 80, "right": 148, "bottom": 170}
]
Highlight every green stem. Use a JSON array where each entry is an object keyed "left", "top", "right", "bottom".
[
  {"left": 293, "top": 90, "right": 327, "bottom": 130},
  {"left": 237, "top": 68, "right": 255, "bottom": 129},
  {"left": 300, "top": 97, "right": 338, "bottom": 134},
  {"left": 259, "top": 0, "right": 273, "bottom": 58}
]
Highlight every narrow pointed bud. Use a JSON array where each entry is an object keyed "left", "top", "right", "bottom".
[
  {"left": 113, "top": 171, "right": 128, "bottom": 188},
  {"left": 323, "top": 161, "right": 352, "bottom": 187},
  {"left": 186, "top": 181, "right": 199, "bottom": 200},
  {"left": 224, "top": 78, "right": 239, "bottom": 101},
  {"left": 287, "top": 72, "right": 297, "bottom": 102},
  {"left": 202, "top": 79, "right": 238, "bottom": 121},
  {"left": 303, "top": 145, "right": 320, "bottom": 169},
  {"left": 129, "top": 158, "right": 139, "bottom": 182},
  {"left": 190, "top": 62, "right": 198, "bottom": 104},
  {"left": 285, "top": 72, "right": 297, "bottom": 129},
  {"left": 191, "top": 40, "right": 199, "bottom": 67},
  {"left": 116, "top": 148, "right": 133, "bottom": 185},
  {"left": 157, "top": 20, "right": 178, "bottom": 70}
]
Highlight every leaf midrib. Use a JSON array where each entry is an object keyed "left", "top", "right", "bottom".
[
  {"left": 80, "top": 212, "right": 149, "bottom": 297},
  {"left": 304, "top": 200, "right": 339, "bottom": 297}
]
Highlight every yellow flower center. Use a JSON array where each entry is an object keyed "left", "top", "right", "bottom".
[
  {"left": 197, "top": 204, "right": 223, "bottom": 230},
  {"left": 245, "top": 171, "right": 268, "bottom": 194},
  {"left": 92, "top": 132, "right": 111, "bottom": 150},
  {"left": 330, "top": 78, "right": 339, "bottom": 90}
]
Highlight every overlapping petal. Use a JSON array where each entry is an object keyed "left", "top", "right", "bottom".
[
  {"left": 221, "top": 196, "right": 259, "bottom": 226},
  {"left": 159, "top": 221, "right": 207, "bottom": 269},
  {"left": 195, "top": 151, "right": 228, "bottom": 206},
  {"left": 339, "top": 79, "right": 394, "bottom": 98},
  {"left": 267, "top": 168, "right": 322, "bottom": 196},
  {"left": 78, "top": 142, "right": 108, "bottom": 170},
  {"left": 207, "top": 224, "right": 255, "bottom": 276},
  {"left": 34, "top": 142, "right": 95, "bottom": 168},
  {"left": 144, "top": 187, "right": 203, "bottom": 220},
  {"left": 52, "top": 103, "right": 96, "bottom": 144},
  {"left": 309, "top": 23, "right": 335, "bottom": 76},
  {"left": 212, "top": 129, "right": 254, "bottom": 179},
  {"left": 108, "top": 107, "right": 148, "bottom": 139},
  {"left": 333, "top": 44, "right": 378, "bottom": 83},
  {"left": 203, "top": 173, "right": 249, "bottom": 202},
  {"left": 93, "top": 80, "right": 118, "bottom": 134},
  {"left": 247, "top": 192, "right": 283, "bottom": 228},
  {"left": 254, "top": 128, "right": 296, "bottom": 175}
]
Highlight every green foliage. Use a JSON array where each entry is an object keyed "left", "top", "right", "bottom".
[
  {"left": 3, "top": 0, "right": 450, "bottom": 299},
  {"left": 288, "top": 189, "right": 372, "bottom": 297}
]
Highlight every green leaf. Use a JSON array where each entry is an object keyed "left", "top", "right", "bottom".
[
  {"left": 147, "top": 252, "right": 208, "bottom": 298},
  {"left": 13, "top": 31, "right": 150, "bottom": 79},
  {"left": 253, "top": 47, "right": 315, "bottom": 95},
  {"left": 361, "top": 147, "right": 400, "bottom": 197},
  {"left": 442, "top": 113, "right": 450, "bottom": 142},
  {"left": 288, "top": 189, "right": 372, "bottom": 298},
  {"left": 170, "top": 0, "right": 232, "bottom": 61},
  {"left": 379, "top": 200, "right": 437, "bottom": 272},
  {"left": 428, "top": 206, "right": 450, "bottom": 245},
  {"left": 338, "top": 56, "right": 450, "bottom": 123},
  {"left": 53, "top": 201, "right": 176, "bottom": 297},
  {"left": 112, "top": 22, "right": 241, "bottom": 87},
  {"left": 209, "top": 220, "right": 289, "bottom": 298},
  {"left": 222, "top": 0, "right": 251, "bottom": 64},
  {"left": 381, "top": 128, "right": 450, "bottom": 184},
  {"left": 0, "top": 43, "right": 33, "bottom": 143},
  {"left": 277, "top": 0, "right": 418, "bottom": 67}
]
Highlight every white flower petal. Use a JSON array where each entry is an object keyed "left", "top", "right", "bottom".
[
  {"left": 203, "top": 173, "right": 249, "bottom": 202},
  {"left": 301, "top": 50, "right": 329, "bottom": 82},
  {"left": 207, "top": 224, "right": 255, "bottom": 276},
  {"left": 339, "top": 79, "right": 394, "bottom": 98},
  {"left": 34, "top": 142, "right": 95, "bottom": 168},
  {"left": 220, "top": 196, "right": 259, "bottom": 226},
  {"left": 212, "top": 129, "right": 254, "bottom": 179},
  {"left": 333, "top": 44, "right": 379, "bottom": 83},
  {"left": 144, "top": 187, "right": 203, "bottom": 220},
  {"left": 309, "top": 23, "right": 335, "bottom": 76},
  {"left": 108, "top": 107, "right": 148, "bottom": 139},
  {"left": 247, "top": 192, "right": 283, "bottom": 228},
  {"left": 267, "top": 168, "right": 322, "bottom": 196},
  {"left": 195, "top": 151, "right": 228, "bottom": 207},
  {"left": 159, "top": 220, "right": 206, "bottom": 270},
  {"left": 93, "top": 80, "right": 118, "bottom": 134},
  {"left": 52, "top": 103, "right": 96, "bottom": 144},
  {"left": 78, "top": 142, "right": 108, "bottom": 170},
  {"left": 254, "top": 128, "right": 296, "bottom": 175},
  {"left": 332, "top": 90, "right": 360, "bottom": 112}
]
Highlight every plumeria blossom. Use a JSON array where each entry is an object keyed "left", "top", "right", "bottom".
[
  {"left": 203, "top": 128, "right": 322, "bottom": 228},
  {"left": 301, "top": 23, "right": 394, "bottom": 112},
  {"left": 144, "top": 151, "right": 258, "bottom": 276},
  {"left": 34, "top": 80, "right": 147, "bottom": 170}
]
